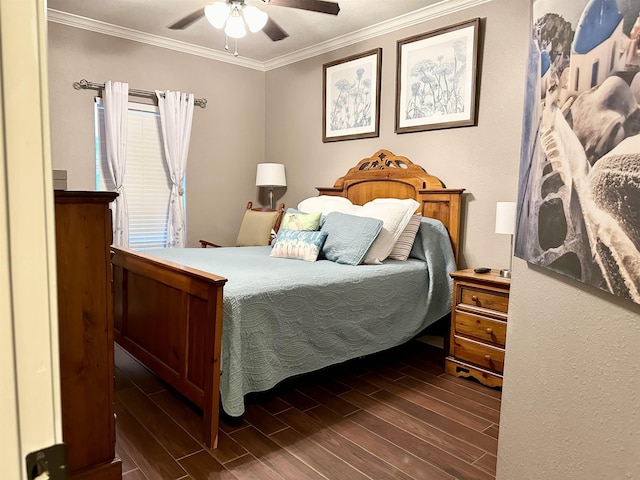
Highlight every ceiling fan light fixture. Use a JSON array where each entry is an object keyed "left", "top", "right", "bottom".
[
  {"left": 204, "top": 2, "right": 230, "bottom": 29},
  {"left": 243, "top": 5, "right": 268, "bottom": 33},
  {"left": 224, "top": 8, "right": 247, "bottom": 38}
]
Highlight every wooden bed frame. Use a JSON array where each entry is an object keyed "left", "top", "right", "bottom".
[{"left": 111, "top": 149, "right": 464, "bottom": 448}]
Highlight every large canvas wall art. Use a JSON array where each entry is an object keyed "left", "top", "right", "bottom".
[{"left": 516, "top": 0, "right": 640, "bottom": 304}]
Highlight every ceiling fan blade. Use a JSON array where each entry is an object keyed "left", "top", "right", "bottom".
[
  {"left": 168, "top": 7, "right": 206, "bottom": 30},
  {"left": 263, "top": 16, "right": 289, "bottom": 41},
  {"left": 264, "top": 0, "right": 340, "bottom": 16}
]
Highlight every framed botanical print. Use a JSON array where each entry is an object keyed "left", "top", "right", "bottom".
[
  {"left": 395, "top": 18, "right": 481, "bottom": 133},
  {"left": 323, "top": 48, "right": 382, "bottom": 142}
]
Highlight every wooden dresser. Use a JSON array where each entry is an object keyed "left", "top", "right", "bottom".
[
  {"left": 54, "top": 191, "right": 122, "bottom": 479},
  {"left": 445, "top": 269, "right": 511, "bottom": 388}
]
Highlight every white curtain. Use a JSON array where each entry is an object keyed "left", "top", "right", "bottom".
[
  {"left": 103, "top": 81, "right": 129, "bottom": 247},
  {"left": 156, "top": 90, "right": 194, "bottom": 248}
]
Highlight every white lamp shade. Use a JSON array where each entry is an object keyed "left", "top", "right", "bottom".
[
  {"left": 204, "top": 2, "right": 230, "bottom": 29},
  {"left": 495, "top": 201, "right": 516, "bottom": 235},
  {"left": 224, "top": 10, "right": 247, "bottom": 38},
  {"left": 256, "top": 163, "right": 286, "bottom": 187},
  {"left": 243, "top": 5, "right": 268, "bottom": 32}
]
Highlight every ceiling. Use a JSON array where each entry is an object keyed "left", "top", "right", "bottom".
[{"left": 46, "top": 0, "right": 481, "bottom": 69}]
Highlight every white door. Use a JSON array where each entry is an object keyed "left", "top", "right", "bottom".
[{"left": 0, "top": 0, "right": 62, "bottom": 478}]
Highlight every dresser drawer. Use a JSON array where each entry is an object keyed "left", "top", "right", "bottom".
[
  {"left": 458, "top": 284, "right": 509, "bottom": 315},
  {"left": 452, "top": 336, "right": 505, "bottom": 373},
  {"left": 454, "top": 310, "right": 507, "bottom": 346}
]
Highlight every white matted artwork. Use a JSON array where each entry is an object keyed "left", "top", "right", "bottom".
[
  {"left": 322, "top": 48, "right": 382, "bottom": 142},
  {"left": 395, "top": 18, "right": 481, "bottom": 133},
  {"left": 515, "top": 0, "right": 640, "bottom": 304}
]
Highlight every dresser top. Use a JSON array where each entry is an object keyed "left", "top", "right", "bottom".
[
  {"left": 450, "top": 268, "right": 511, "bottom": 287},
  {"left": 54, "top": 190, "right": 117, "bottom": 204}
]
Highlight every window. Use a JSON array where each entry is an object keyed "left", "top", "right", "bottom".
[
  {"left": 611, "top": 42, "right": 616, "bottom": 72},
  {"left": 95, "top": 100, "right": 180, "bottom": 250},
  {"left": 591, "top": 60, "right": 599, "bottom": 88}
]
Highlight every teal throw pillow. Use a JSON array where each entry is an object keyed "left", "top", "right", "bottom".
[
  {"left": 270, "top": 229, "right": 328, "bottom": 262},
  {"left": 320, "top": 212, "right": 383, "bottom": 265}
]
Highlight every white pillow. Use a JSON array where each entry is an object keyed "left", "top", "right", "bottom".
[
  {"left": 297, "top": 195, "right": 353, "bottom": 215},
  {"left": 350, "top": 198, "right": 420, "bottom": 264}
]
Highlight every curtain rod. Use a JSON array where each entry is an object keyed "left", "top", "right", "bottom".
[{"left": 72, "top": 79, "right": 207, "bottom": 108}]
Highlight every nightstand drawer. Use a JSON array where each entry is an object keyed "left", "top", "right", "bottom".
[
  {"left": 454, "top": 311, "right": 507, "bottom": 346},
  {"left": 458, "top": 284, "right": 509, "bottom": 315},
  {"left": 453, "top": 336, "right": 505, "bottom": 373}
]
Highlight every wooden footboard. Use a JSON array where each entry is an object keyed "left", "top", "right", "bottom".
[
  {"left": 109, "top": 149, "right": 461, "bottom": 450},
  {"left": 111, "top": 247, "right": 227, "bottom": 448}
]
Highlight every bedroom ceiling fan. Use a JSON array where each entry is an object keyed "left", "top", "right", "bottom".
[{"left": 169, "top": 0, "right": 340, "bottom": 56}]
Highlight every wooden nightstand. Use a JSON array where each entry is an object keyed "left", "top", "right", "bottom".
[{"left": 445, "top": 269, "right": 511, "bottom": 388}]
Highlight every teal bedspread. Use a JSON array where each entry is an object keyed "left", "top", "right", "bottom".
[{"left": 150, "top": 217, "right": 456, "bottom": 417}]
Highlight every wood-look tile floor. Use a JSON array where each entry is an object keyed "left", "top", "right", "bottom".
[{"left": 114, "top": 339, "right": 501, "bottom": 480}]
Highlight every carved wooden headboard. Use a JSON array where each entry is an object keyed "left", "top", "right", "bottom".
[{"left": 316, "top": 149, "right": 465, "bottom": 262}]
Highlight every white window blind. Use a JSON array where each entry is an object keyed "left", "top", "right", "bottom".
[{"left": 95, "top": 100, "right": 179, "bottom": 250}]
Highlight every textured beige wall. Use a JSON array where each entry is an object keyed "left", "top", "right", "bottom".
[
  {"left": 493, "top": 3, "right": 640, "bottom": 477},
  {"left": 499, "top": 258, "right": 640, "bottom": 479},
  {"left": 265, "top": 0, "right": 528, "bottom": 270},
  {"left": 265, "top": 1, "right": 640, "bottom": 478},
  {"left": 47, "top": 22, "right": 266, "bottom": 247},
  {"left": 47, "top": 1, "right": 640, "bottom": 477}
]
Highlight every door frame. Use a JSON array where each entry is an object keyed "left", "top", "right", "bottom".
[{"left": 0, "top": 0, "right": 62, "bottom": 478}]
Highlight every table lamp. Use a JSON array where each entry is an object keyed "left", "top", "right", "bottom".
[
  {"left": 495, "top": 201, "right": 516, "bottom": 278},
  {"left": 256, "top": 163, "right": 286, "bottom": 209}
]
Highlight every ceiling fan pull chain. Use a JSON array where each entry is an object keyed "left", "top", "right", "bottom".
[
  {"left": 234, "top": 38, "right": 239, "bottom": 57},
  {"left": 224, "top": 34, "right": 229, "bottom": 51}
]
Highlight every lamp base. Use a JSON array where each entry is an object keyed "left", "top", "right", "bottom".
[{"left": 499, "top": 269, "right": 511, "bottom": 278}]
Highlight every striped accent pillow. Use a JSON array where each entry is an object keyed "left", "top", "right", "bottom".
[{"left": 388, "top": 215, "right": 422, "bottom": 261}]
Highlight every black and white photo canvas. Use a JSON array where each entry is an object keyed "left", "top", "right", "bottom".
[{"left": 516, "top": 0, "right": 640, "bottom": 304}]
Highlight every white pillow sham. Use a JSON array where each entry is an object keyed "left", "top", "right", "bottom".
[
  {"left": 297, "top": 195, "right": 353, "bottom": 215},
  {"left": 351, "top": 198, "right": 420, "bottom": 264},
  {"left": 297, "top": 196, "right": 420, "bottom": 264}
]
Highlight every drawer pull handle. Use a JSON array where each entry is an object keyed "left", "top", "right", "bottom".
[
  {"left": 484, "top": 355, "right": 491, "bottom": 362},
  {"left": 471, "top": 295, "right": 479, "bottom": 303},
  {"left": 486, "top": 327, "right": 493, "bottom": 335}
]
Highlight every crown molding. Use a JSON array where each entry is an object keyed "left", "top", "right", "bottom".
[
  {"left": 47, "top": 0, "right": 492, "bottom": 72},
  {"left": 264, "top": 0, "right": 493, "bottom": 70},
  {"left": 47, "top": 9, "right": 265, "bottom": 71}
]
